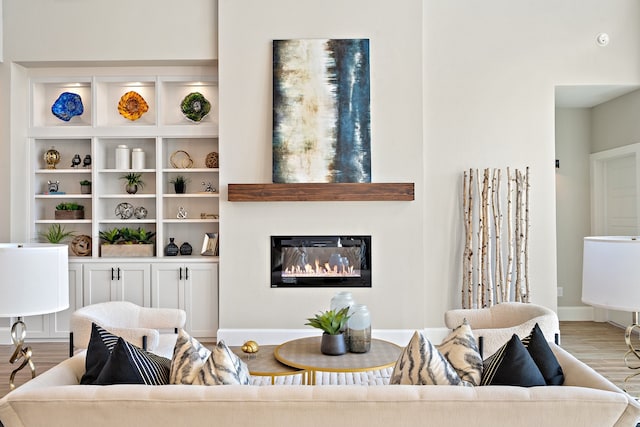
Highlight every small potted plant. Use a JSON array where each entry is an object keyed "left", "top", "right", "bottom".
[
  {"left": 55, "top": 202, "right": 85, "bottom": 220},
  {"left": 305, "top": 307, "right": 351, "bottom": 355},
  {"left": 169, "top": 175, "right": 189, "bottom": 194},
  {"left": 120, "top": 172, "right": 144, "bottom": 194},
  {"left": 80, "top": 180, "right": 91, "bottom": 194},
  {"left": 39, "top": 223, "right": 75, "bottom": 244}
]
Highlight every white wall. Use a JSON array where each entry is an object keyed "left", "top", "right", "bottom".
[
  {"left": 2, "top": 0, "right": 640, "bottom": 339},
  {"left": 555, "top": 108, "right": 592, "bottom": 316},
  {"left": 592, "top": 89, "right": 640, "bottom": 152},
  {"left": 216, "top": 0, "right": 640, "bottom": 340},
  {"left": 218, "top": 0, "right": 426, "bottom": 337},
  {"left": 424, "top": 0, "right": 640, "bottom": 323}
]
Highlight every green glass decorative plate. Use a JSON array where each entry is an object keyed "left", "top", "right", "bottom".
[{"left": 180, "top": 92, "right": 211, "bottom": 122}]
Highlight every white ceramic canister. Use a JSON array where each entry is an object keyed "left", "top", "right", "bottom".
[
  {"left": 115, "top": 145, "right": 130, "bottom": 169},
  {"left": 347, "top": 304, "right": 371, "bottom": 353},
  {"left": 131, "top": 148, "right": 145, "bottom": 170}
]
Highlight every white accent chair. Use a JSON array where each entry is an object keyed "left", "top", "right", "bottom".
[
  {"left": 444, "top": 302, "right": 560, "bottom": 358},
  {"left": 69, "top": 301, "right": 186, "bottom": 358}
]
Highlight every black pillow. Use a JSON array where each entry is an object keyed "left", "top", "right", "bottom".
[
  {"left": 80, "top": 323, "right": 119, "bottom": 385},
  {"left": 481, "top": 334, "right": 546, "bottom": 387},
  {"left": 94, "top": 337, "right": 170, "bottom": 385},
  {"left": 522, "top": 323, "right": 564, "bottom": 385}
]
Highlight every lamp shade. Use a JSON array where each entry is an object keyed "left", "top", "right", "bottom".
[
  {"left": 0, "top": 243, "right": 69, "bottom": 317},
  {"left": 582, "top": 236, "right": 640, "bottom": 313}
]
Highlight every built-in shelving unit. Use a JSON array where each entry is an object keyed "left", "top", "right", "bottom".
[
  {"left": 228, "top": 182, "right": 415, "bottom": 202},
  {"left": 24, "top": 67, "right": 221, "bottom": 339},
  {"left": 29, "top": 70, "right": 220, "bottom": 260}
]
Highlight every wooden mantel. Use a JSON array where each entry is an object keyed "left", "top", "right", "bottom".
[{"left": 227, "top": 183, "right": 415, "bottom": 202}]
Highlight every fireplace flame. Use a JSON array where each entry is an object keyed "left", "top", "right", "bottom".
[{"left": 283, "top": 259, "right": 358, "bottom": 277}]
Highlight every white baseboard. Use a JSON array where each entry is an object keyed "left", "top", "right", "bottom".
[
  {"left": 558, "top": 306, "right": 594, "bottom": 321},
  {"left": 217, "top": 328, "right": 450, "bottom": 347}
]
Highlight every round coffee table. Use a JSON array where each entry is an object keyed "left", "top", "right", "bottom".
[
  {"left": 274, "top": 336, "right": 401, "bottom": 385},
  {"left": 231, "top": 345, "right": 306, "bottom": 385}
]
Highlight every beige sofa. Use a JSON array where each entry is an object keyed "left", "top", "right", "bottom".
[{"left": 1, "top": 342, "right": 639, "bottom": 427}]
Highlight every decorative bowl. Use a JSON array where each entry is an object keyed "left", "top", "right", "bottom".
[
  {"left": 118, "top": 91, "right": 149, "bottom": 121},
  {"left": 180, "top": 92, "right": 211, "bottom": 122},
  {"left": 51, "top": 92, "right": 84, "bottom": 122}
]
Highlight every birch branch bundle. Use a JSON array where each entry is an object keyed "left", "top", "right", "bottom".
[{"left": 460, "top": 166, "right": 530, "bottom": 308}]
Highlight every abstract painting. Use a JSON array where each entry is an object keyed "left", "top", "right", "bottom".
[{"left": 273, "top": 39, "right": 371, "bottom": 183}]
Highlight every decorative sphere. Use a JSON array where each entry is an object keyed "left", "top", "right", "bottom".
[{"left": 241, "top": 340, "right": 259, "bottom": 354}]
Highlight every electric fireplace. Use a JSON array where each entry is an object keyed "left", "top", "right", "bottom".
[{"left": 271, "top": 236, "right": 371, "bottom": 288}]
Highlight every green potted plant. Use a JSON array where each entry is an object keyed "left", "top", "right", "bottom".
[
  {"left": 169, "top": 175, "right": 189, "bottom": 194},
  {"left": 120, "top": 172, "right": 144, "bottom": 194},
  {"left": 99, "top": 226, "right": 155, "bottom": 257},
  {"left": 55, "top": 202, "right": 85, "bottom": 220},
  {"left": 79, "top": 180, "right": 91, "bottom": 194},
  {"left": 39, "top": 223, "right": 75, "bottom": 244},
  {"left": 305, "top": 307, "right": 351, "bottom": 355}
]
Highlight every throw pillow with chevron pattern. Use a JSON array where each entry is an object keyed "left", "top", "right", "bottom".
[
  {"left": 437, "top": 319, "right": 483, "bottom": 386},
  {"left": 390, "top": 330, "right": 467, "bottom": 385},
  {"left": 170, "top": 328, "right": 250, "bottom": 385}
]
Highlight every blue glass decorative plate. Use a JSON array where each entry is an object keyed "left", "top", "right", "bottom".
[{"left": 51, "top": 92, "right": 84, "bottom": 122}]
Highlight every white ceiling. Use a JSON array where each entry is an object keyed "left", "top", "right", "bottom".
[{"left": 555, "top": 85, "right": 640, "bottom": 108}]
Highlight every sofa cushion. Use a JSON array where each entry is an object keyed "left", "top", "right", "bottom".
[
  {"left": 481, "top": 334, "right": 546, "bottom": 387},
  {"left": 390, "top": 330, "right": 466, "bottom": 385},
  {"left": 522, "top": 323, "right": 565, "bottom": 385},
  {"left": 437, "top": 319, "right": 483, "bottom": 386},
  {"left": 170, "top": 329, "right": 250, "bottom": 385},
  {"left": 80, "top": 323, "right": 119, "bottom": 384},
  {"left": 94, "top": 337, "right": 171, "bottom": 385}
]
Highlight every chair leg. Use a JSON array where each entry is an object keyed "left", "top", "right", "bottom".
[{"left": 69, "top": 332, "right": 74, "bottom": 358}]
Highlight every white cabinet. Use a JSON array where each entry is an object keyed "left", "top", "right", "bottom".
[
  {"left": 83, "top": 262, "right": 151, "bottom": 307},
  {"left": 152, "top": 262, "right": 218, "bottom": 338}
]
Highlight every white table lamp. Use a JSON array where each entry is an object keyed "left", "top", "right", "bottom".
[
  {"left": 582, "top": 236, "right": 640, "bottom": 389},
  {"left": 0, "top": 243, "right": 68, "bottom": 390}
]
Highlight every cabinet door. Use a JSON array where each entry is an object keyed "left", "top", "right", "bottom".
[
  {"left": 184, "top": 263, "right": 218, "bottom": 338},
  {"left": 83, "top": 264, "right": 116, "bottom": 305},
  {"left": 117, "top": 263, "right": 151, "bottom": 307},
  {"left": 50, "top": 263, "right": 83, "bottom": 337},
  {"left": 151, "top": 263, "right": 184, "bottom": 310}
]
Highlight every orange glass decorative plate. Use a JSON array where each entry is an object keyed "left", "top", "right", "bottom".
[{"left": 118, "top": 91, "right": 149, "bottom": 121}]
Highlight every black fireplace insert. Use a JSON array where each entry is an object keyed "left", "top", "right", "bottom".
[{"left": 271, "top": 235, "right": 371, "bottom": 288}]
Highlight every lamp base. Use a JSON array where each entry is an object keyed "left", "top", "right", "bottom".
[{"left": 8, "top": 318, "right": 35, "bottom": 391}]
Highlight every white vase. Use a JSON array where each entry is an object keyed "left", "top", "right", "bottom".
[{"left": 347, "top": 304, "right": 371, "bottom": 353}]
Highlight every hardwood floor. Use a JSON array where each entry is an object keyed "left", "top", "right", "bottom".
[{"left": 0, "top": 321, "right": 637, "bottom": 398}]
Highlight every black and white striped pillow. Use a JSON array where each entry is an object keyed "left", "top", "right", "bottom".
[
  {"left": 94, "top": 337, "right": 171, "bottom": 385},
  {"left": 390, "top": 330, "right": 466, "bottom": 385}
]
